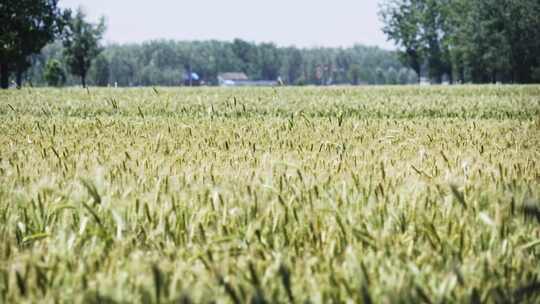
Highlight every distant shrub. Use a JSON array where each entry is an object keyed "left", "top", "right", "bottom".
[{"left": 43, "top": 59, "right": 66, "bottom": 87}]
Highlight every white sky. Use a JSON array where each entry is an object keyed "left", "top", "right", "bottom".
[{"left": 59, "top": 0, "right": 395, "bottom": 49}]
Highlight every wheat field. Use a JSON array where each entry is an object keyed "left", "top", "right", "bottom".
[{"left": 0, "top": 86, "right": 539, "bottom": 303}]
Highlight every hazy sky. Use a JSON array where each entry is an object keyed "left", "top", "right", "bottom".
[{"left": 60, "top": 0, "right": 395, "bottom": 49}]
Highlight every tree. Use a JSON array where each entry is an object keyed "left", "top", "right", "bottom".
[
  {"left": 457, "top": 0, "right": 540, "bottom": 83},
  {"left": 380, "top": 0, "right": 454, "bottom": 83},
  {"left": 380, "top": 0, "right": 424, "bottom": 81},
  {"left": 421, "top": 0, "right": 451, "bottom": 83},
  {"left": 348, "top": 64, "right": 361, "bottom": 85},
  {"left": 62, "top": 8, "right": 106, "bottom": 87},
  {"left": 380, "top": 0, "right": 540, "bottom": 84},
  {"left": 397, "top": 68, "right": 411, "bottom": 84},
  {"left": 0, "top": 0, "right": 66, "bottom": 89},
  {"left": 232, "top": 39, "right": 258, "bottom": 77},
  {"left": 257, "top": 43, "right": 281, "bottom": 80},
  {"left": 90, "top": 54, "right": 110, "bottom": 86},
  {"left": 107, "top": 44, "right": 138, "bottom": 86},
  {"left": 375, "top": 67, "right": 386, "bottom": 84},
  {"left": 385, "top": 67, "right": 399, "bottom": 84},
  {"left": 28, "top": 39, "right": 413, "bottom": 86},
  {"left": 43, "top": 59, "right": 65, "bottom": 86},
  {"left": 283, "top": 47, "right": 304, "bottom": 84}
]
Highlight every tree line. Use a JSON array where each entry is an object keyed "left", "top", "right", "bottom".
[
  {"left": 1, "top": 0, "right": 106, "bottom": 89},
  {"left": 1, "top": 0, "right": 416, "bottom": 88},
  {"left": 380, "top": 0, "right": 540, "bottom": 83},
  {"left": 3, "top": 0, "right": 540, "bottom": 88},
  {"left": 27, "top": 39, "right": 417, "bottom": 87}
]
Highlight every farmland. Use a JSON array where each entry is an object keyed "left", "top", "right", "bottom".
[{"left": 0, "top": 86, "right": 539, "bottom": 303}]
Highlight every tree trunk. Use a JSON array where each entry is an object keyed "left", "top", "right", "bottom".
[
  {"left": 459, "top": 67, "right": 465, "bottom": 84},
  {"left": 0, "top": 63, "right": 9, "bottom": 89},
  {"left": 406, "top": 48, "right": 421, "bottom": 84},
  {"left": 415, "top": 68, "right": 421, "bottom": 83},
  {"left": 81, "top": 74, "right": 86, "bottom": 88},
  {"left": 16, "top": 70, "right": 23, "bottom": 89}
]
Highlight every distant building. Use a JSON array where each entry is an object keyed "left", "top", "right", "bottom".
[
  {"left": 218, "top": 72, "right": 248, "bottom": 85},
  {"left": 218, "top": 72, "right": 278, "bottom": 87}
]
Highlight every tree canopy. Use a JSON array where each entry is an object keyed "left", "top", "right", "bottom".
[
  {"left": 25, "top": 39, "right": 417, "bottom": 87},
  {"left": 0, "top": 0, "right": 66, "bottom": 88},
  {"left": 43, "top": 58, "right": 65, "bottom": 86},
  {"left": 380, "top": 0, "right": 540, "bottom": 83},
  {"left": 62, "top": 8, "right": 106, "bottom": 88}
]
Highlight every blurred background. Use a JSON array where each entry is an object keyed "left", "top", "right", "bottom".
[{"left": 1, "top": 0, "right": 539, "bottom": 88}]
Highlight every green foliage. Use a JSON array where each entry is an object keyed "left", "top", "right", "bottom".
[
  {"left": 62, "top": 8, "right": 106, "bottom": 88},
  {"left": 348, "top": 64, "right": 361, "bottom": 85},
  {"left": 456, "top": 0, "right": 540, "bottom": 83},
  {"left": 26, "top": 40, "right": 412, "bottom": 87},
  {"left": 43, "top": 59, "right": 65, "bottom": 86},
  {"left": 257, "top": 43, "right": 281, "bottom": 80},
  {"left": 380, "top": 0, "right": 540, "bottom": 83},
  {"left": 89, "top": 54, "right": 110, "bottom": 87},
  {"left": 0, "top": 0, "right": 66, "bottom": 88},
  {"left": 385, "top": 66, "right": 399, "bottom": 84},
  {"left": 283, "top": 47, "right": 304, "bottom": 84},
  {"left": 0, "top": 85, "right": 539, "bottom": 302},
  {"left": 232, "top": 38, "right": 259, "bottom": 77},
  {"left": 380, "top": 0, "right": 425, "bottom": 80}
]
